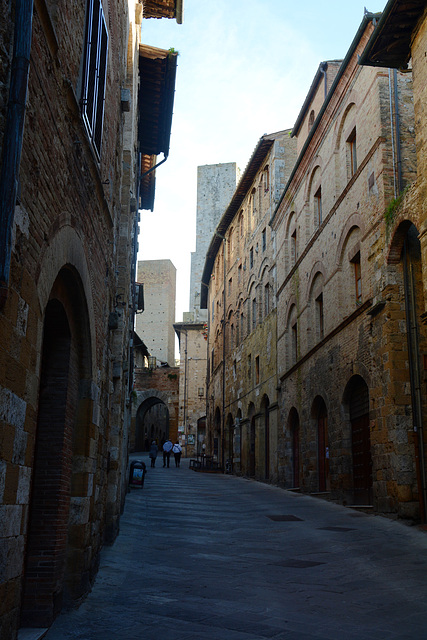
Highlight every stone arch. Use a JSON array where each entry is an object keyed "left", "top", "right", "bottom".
[
  {"left": 335, "top": 214, "right": 365, "bottom": 266},
  {"left": 134, "top": 395, "right": 170, "bottom": 452},
  {"left": 21, "top": 265, "right": 94, "bottom": 627},
  {"left": 386, "top": 219, "right": 414, "bottom": 265},
  {"left": 307, "top": 261, "right": 327, "bottom": 302},
  {"left": 36, "top": 225, "right": 97, "bottom": 379}
]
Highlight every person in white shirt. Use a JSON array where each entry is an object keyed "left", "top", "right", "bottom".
[{"left": 172, "top": 441, "right": 182, "bottom": 468}]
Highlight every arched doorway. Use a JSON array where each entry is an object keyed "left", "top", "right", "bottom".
[
  {"left": 347, "top": 375, "right": 372, "bottom": 505},
  {"left": 288, "top": 408, "right": 300, "bottom": 488},
  {"left": 213, "top": 407, "right": 221, "bottom": 460},
  {"left": 248, "top": 402, "right": 256, "bottom": 477},
  {"left": 312, "top": 396, "right": 329, "bottom": 492},
  {"left": 21, "top": 267, "right": 93, "bottom": 627},
  {"left": 261, "top": 395, "right": 270, "bottom": 480},
  {"left": 135, "top": 398, "right": 169, "bottom": 451}
]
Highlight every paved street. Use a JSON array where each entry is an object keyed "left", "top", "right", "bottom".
[{"left": 45, "top": 454, "right": 427, "bottom": 640}]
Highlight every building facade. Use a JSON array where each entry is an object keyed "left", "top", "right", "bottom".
[
  {"left": 272, "top": 14, "right": 419, "bottom": 518},
  {"left": 201, "top": 130, "right": 297, "bottom": 476},
  {"left": 359, "top": 0, "right": 427, "bottom": 520},
  {"left": 0, "top": 1, "right": 181, "bottom": 637},
  {"left": 175, "top": 163, "right": 239, "bottom": 457},
  {"left": 203, "top": 11, "right": 425, "bottom": 523}
]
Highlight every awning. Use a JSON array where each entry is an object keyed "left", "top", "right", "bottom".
[{"left": 138, "top": 45, "right": 178, "bottom": 210}]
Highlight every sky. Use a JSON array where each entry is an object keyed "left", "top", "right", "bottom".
[{"left": 137, "top": 0, "right": 384, "bottom": 325}]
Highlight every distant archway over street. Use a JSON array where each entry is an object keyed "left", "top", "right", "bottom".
[{"left": 131, "top": 366, "right": 179, "bottom": 452}]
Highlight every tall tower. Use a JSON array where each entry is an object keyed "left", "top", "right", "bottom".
[
  {"left": 189, "top": 163, "right": 239, "bottom": 316},
  {"left": 135, "top": 259, "right": 176, "bottom": 366},
  {"left": 174, "top": 162, "right": 239, "bottom": 456}
]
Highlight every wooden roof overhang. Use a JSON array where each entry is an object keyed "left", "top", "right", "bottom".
[
  {"left": 358, "top": 0, "right": 427, "bottom": 68},
  {"left": 200, "top": 134, "right": 278, "bottom": 308},
  {"left": 143, "top": 0, "right": 183, "bottom": 23},
  {"left": 138, "top": 45, "right": 178, "bottom": 210}
]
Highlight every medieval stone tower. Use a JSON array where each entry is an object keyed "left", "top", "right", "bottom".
[
  {"left": 189, "top": 163, "right": 240, "bottom": 316},
  {"left": 136, "top": 259, "right": 177, "bottom": 366}
]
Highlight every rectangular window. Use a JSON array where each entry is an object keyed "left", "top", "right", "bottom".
[
  {"left": 255, "top": 355, "right": 260, "bottom": 385},
  {"left": 250, "top": 247, "right": 254, "bottom": 269},
  {"left": 265, "top": 283, "right": 269, "bottom": 317},
  {"left": 81, "top": 0, "right": 109, "bottom": 159},
  {"left": 348, "top": 128, "right": 357, "bottom": 177},
  {"left": 316, "top": 293, "right": 324, "bottom": 340},
  {"left": 314, "top": 187, "right": 322, "bottom": 227},
  {"left": 352, "top": 251, "right": 362, "bottom": 303},
  {"left": 292, "top": 322, "right": 298, "bottom": 364},
  {"left": 238, "top": 263, "right": 242, "bottom": 284},
  {"left": 247, "top": 299, "right": 251, "bottom": 334},
  {"left": 228, "top": 278, "right": 232, "bottom": 295},
  {"left": 262, "top": 228, "right": 266, "bottom": 252},
  {"left": 252, "top": 298, "right": 257, "bottom": 331},
  {"left": 291, "top": 229, "right": 297, "bottom": 265}
]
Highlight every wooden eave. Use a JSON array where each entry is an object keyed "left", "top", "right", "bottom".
[
  {"left": 138, "top": 44, "right": 178, "bottom": 158},
  {"left": 142, "top": 0, "right": 183, "bottom": 23},
  {"left": 358, "top": 0, "right": 426, "bottom": 68},
  {"left": 200, "top": 132, "right": 287, "bottom": 308}
]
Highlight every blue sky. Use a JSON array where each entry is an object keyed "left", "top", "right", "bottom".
[{"left": 137, "top": 0, "right": 384, "bottom": 324}]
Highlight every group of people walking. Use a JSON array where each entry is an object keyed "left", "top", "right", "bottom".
[{"left": 149, "top": 439, "right": 182, "bottom": 468}]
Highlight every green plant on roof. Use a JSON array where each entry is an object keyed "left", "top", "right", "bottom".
[{"left": 384, "top": 185, "right": 410, "bottom": 227}]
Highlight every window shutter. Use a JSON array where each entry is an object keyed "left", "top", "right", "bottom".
[
  {"left": 94, "top": 13, "right": 108, "bottom": 157},
  {"left": 81, "top": 0, "right": 108, "bottom": 160}
]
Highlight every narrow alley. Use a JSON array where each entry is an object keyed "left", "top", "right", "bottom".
[{"left": 44, "top": 455, "right": 427, "bottom": 640}]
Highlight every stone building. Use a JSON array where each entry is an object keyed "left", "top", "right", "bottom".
[
  {"left": 358, "top": 0, "right": 427, "bottom": 520},
  {"left": 202, "top": 10, "right": 424, "bottom": 522},
  {"left": 201, "top": 130, "right": 298, "bottom": 474},
  {"left": 0, "top": 1, "right": 181, "bottom": 637},
  {"left": 271, "top": 12, "right": 419, "bottom": 518},
  {"left": 135, "top": 259, "right": 177, "bottom": 366},
  {"left": 174, "top": 163, "right": 239, "bottom": 457}
]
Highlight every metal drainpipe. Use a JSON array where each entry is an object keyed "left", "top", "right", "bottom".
[
  {"left": 403, "top": 240, "right": 427, "bottom": 522},
  {"left": 388, "top": 68, "right": 398, "bottom": 198},
  {"left": 393, "top": 68, "right": 403, "bottom": 193},
  {"left": 0, "top": 0, "right": 34, "bottom": 307}
]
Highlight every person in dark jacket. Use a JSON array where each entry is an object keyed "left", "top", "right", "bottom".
[{"left": 149, "top": 441, "right": 158, "bottom": 468}]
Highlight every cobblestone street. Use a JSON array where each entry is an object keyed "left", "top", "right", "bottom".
[{"left": 44, "top": 454, "right": 427, "bottom": 640}]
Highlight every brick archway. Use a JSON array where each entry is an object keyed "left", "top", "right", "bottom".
[{"left": 21, "top": 266, "right": 94, "bottom": 627}]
